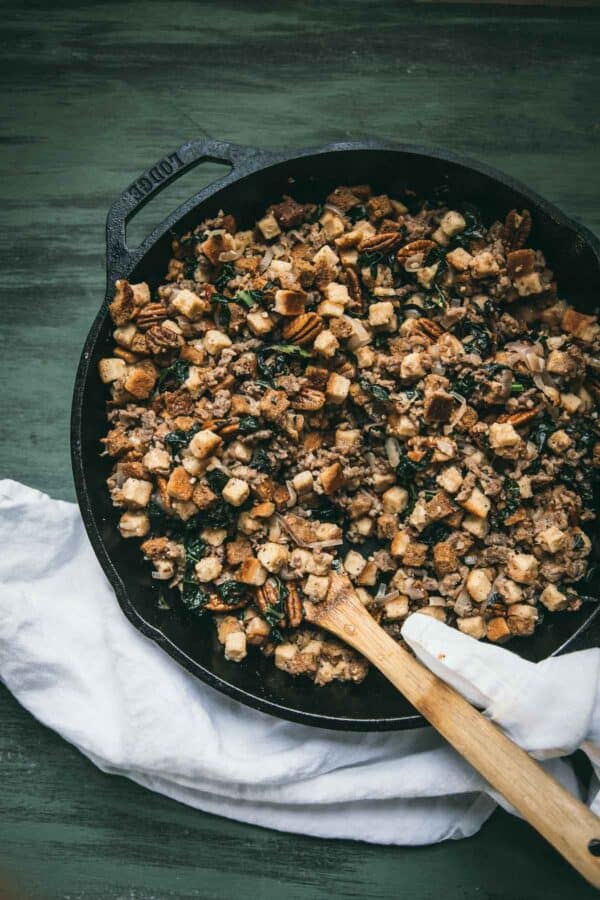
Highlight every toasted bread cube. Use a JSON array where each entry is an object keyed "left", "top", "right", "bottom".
[
  {"left": 507, "top": 552, "right": 539, "bottom": 585},
  {"left": 440, "top": 210, "right": 466, "bottom": 238},
  {"left": 408, "top": 498, "right": 428, "bottom": 532},
  {"left": 238, "top": 557, "right": 268, "bottom": 586},
  {"left": 190, "top": 482, "right": 215, "bottom": 510},
  {"left": 446, "top": 247, "right": 473, "bottom": 271},
  {"left": 345, "top": 317, "right": 372, "bottom": 350},
  {"left": 274, "top": 642, "right": 298, "bottom": 669},
  {"left": 507, "top": 604, "right": 538, "bottom": 637},
  {"left": 354, "top": 516, "right": 374, "bottom": 536},
  {"left": 237, "top": 511, "right": 263, "bottom": 535},
  {"left": 246, "top": 309, "right": 275, "bottom": 336},
  {"left": 416, "top": 264, "right": 440, "bottom": 290},
  {"left": 400, "top": 352, "right": 426, "bottom": 380},
  {"left": 222, "top": 477, "right": 250, "bottom": 507},
  {"left": 320, "top": 461, "right": 344, "bottom": 495},
  {"left": 323, "top": 282, "right": 350, "bottom": 306},
  {"left": 489, "top": 423, "right": 520, "bottom": 449},
  {"left": 189, "top": 429, "right": 223, "bottom": 459},
  {"left": 384, "top": 596, "right": 409, "bottom": 621},
  {"left": 229, "top": 439, "right": 253, "bottom": 463},
  {"left": 561, "top": 308, "right": 599, "bottom": 342},
  {"left": 99, "top": 357, "right": 127, "bottom": 384},
  {"left": 225, "top": 538, "right": 252, "bottom": 566},
  {"left": 257, "top": 213, "right": 281, "bottom": 240},
  {"left": 313, "top": 243, "right": 340, "bottom": 268},
  {"left": 171, "top": 500, "right": 198, "bottom": 520},
  {"left": 517, "top": 475, "right": 532, "bottom": 499},
  {"left": 326, "top": 373, "right": 351, "bottom": 404},
  {"left": 167, "top": 466, "right": 193, "bottom": 501},
  {"left": 369, "top": 301, "right": 396, "bottom": 330},
  {"left": 354, "top": 346, "right": 375, "bottom": 369},
  {"left": 250, "top": 501, "right": 275, "bottom": 519},
  {"left": 171, "top": 288, "right": 207, "bottom": 321},
  {"left": 538, "top": 525, "right": 567, "bottom": 555},
  {"left": 426, "top": 491, "right": 455, "bottom": 521},
  {"left": 274, "top": 289, "right": 307, "bottom": 316},
  {"left": 457, "top": 615, "right": 486, "bottom": 640},
  {"left": 335, "top": 428, "right": 361, "bottom": 453},
  {"left": 402, "top": 542, "right": 428, "bottom": 568},
  {"left": 390, "top": 530, "right": 410, "bottom": 558},
  {"left": 461, "top": 487, "right": 490, "bottom": 519},
  {"left": 414, "top": 606, "right": 446, "bottom": 623},
  {"left": 118, "top": 511, "right": 150, "bottom": 538},
  {"left": 216, "top": 614, "right": 243, "bottom": 644},
  {"left": 436, "top": 466, "right": 463, "bottom": 494},
  {"left": 356, "top": 560, "right": 378, "bottom": 586},
  {"left": 123, "top": 362, "right": 157, "bottom": 399},
  {"left": 121, "top": 478, "right": 153, "bottom": 509},
  {"left": 432, "top": 226, "right": 450, "bottom": 247},
  {"left": 466, "top": 569, "right": 492, "bottom": 603},
  {"left": 496, "top": 577, "right": 523, "bottom": 604},
  {"left": 292, "top": 470, "right": 314, "bottom": 494},
  {"left": 314, "top": 329, "right": 339, "bottom": 358},
  {"left": 547, "top": 429, "right": 573, "bottom": 453},
  {"left": 487, "top": 616, "right": 511, "bottom": 644},
  {"left": 344, "top": 550, "right": 367, "bottom": 579},
  {"left": 142, "top": 448, "right": 170, "bottom": 475},
  {"left": 560, "top": 393, "right": 582, "bottom": 415},
  {"left": 113, "top": 323, "right": 138, "bottom": 349},
  {"left": 433, "top": 541, "right": 459, "bottom": 577},
  {"left": 319, "top": 209, "right": 345, "bottom": 239},
  {"left": 304, "top": 574, "right": 330, "bottom": 601},
  {"left": 224, "top": 631, "right": 247, "bottom": 662},
  {"left": 246, "top": 616, "right": 271, "bottom": 646},
  {"left": 257, "top": 542, "right": 289, "bottom": 574},
  {"left": 462, "top": 513, "right": 489, "bottom": 539},
  {"left": 383, "top": 486, "right": 409, "bottom": 515},
  {"left": 204, "top": 329, "right": 233, "bottom": 356},
  {"left": 194, "top": 557, "right": 222, "bottom": 583},
  {"left": 540, "top": 583, "right": 568, "bottom": 612},
  {"left": 317, "top": 300, "right": 345, "bottom": 318},
  {"left": 387, "top": 414, "right": 418, "bottom": 438},
  {"left": 471, "top": 250, "right": 500, "bottom": 280},
  {"left": 200, "top": 528, "right": 226, "bottom": 548}
]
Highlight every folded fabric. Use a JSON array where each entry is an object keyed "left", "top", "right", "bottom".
[{"left": 0, "top": 479, "right": 596, "bottom": 844}]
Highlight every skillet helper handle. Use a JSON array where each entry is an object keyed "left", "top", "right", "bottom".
[
  {"left": 105, "top": 138, "right": 268, "bottom": 285},
  {"left": 326, "top": 597, "right": 600, "bottom": 887}
]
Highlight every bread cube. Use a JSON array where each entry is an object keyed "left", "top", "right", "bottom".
[
  {"left": 470, "top": 251, "right": 500, "bottom": 280},
  {"left": 257, "top": 542, "right": 289, "bottom": 574},
  {"left": 229, "top": 439, "right": 253, "bottom": 463},
  {"left": 323, "top": 282, "right": 350, "bottom": 306},
  {"left": 317, "top": 300, "right": 345, "bottom": 318},
  {"left": 414, "top": 606, "right": 446, "bottom": 623},
  {"left": 319, "top": 209, "right": 345, "bottom": 239},
  {"left": 462, "top": 513, "right": 489, "bottom": 539},
  {"left": 487, "top": 617, "right": 511, "bottom": 643},
  {"left": 436, "top": 466, "right": 463, "bottom": 494},
  {"left": 354, "top": 516, "right": 374, "bottom": 537},
  {"left": 345, "top": 317, "right": 372, "bottom": 351},
  {"left": 201, "top": 528, "right": 227, "bottom": 547},
  {"left": 250, "top": 501, "right": 275, "bottom": 519},
  {"left": 457, "top": 615, "right": 486, "bottom": 640},
  {"left": 466, "top": 569, "right": 492, "bottom": 603},
  {"left": 461, "top": 487, "right": 490, "bottom": 519},
  {"left": 204, "top": 329, "right": 233, "bottom": 356},
  {"left": 387, "top": 414, "right": 418, "bottom": 438},
  {"left": 166, "top": 466, "right": 193, "bottom": 501},
  {"left": 118, "top": 511, "right": 150, "bottom": 538},
  {"left": 355, "top": 346, "right": 375, "bottom": 369},
  {"left": 189, "top": 429, "right": 223, "bottom": 459},
  {"left": 274, "top": 289, "right": 307, "bottom": 316},
  {"left": 372, "top": 472, "right": 396, "bottom": 492},
  {"left": 402, "top": 542, "right": 428, "bottom": 568},
  {"left": 383, "top": 596, "right": 409, "bottom": 621},
  {"left": 141, "top": 448, "right": 169, "bottom": 476},
  {"left": 440, "top": 210, "right": 466, "bottom": 237},
  {"left": 489, "top": 423, "right": 520, "bottom": 449},
  {"left": 224, "top": 631, "right": 247, "bottom": 662},
  {"left": 237, "top": 511, "right": 263, "bottom": 535},
  {"left": 292, "top": 470, "right": 314, "bottom": 494},
  {"left": 313, "top": 329, "right": 339, "bottom": 358},
  {"left": 446, "top": 247, "right": 473, "bottom": 271},
  {"left": 99, "top": 357, "right": 127, "bottom": 383},
  {"left": 257, "top": 213, "right": 281, "bottom": 240},
  {"left": 517, "top": 475, "right": 532, "bottom": 499},
  {"left": 194, "top": 557, "right": 222, "bottom": 583},
  {"left": 344, "top": 550, "right": 367, "bottom": 579},
  {"left": 123, "top": 362, "right": 157, "bottom": 399},
  {"left": 335, "top": 429, "right": 361, "bottom": 453},
  {"left": 369, "top": 301, "right": 397, "bottom": 330},
  {"left": 303, "top": 574, "right": 330, "bottom": 601},
  {"left": 246, "top": 310, "right": 274, "bottom": 336},
  {"left": 507, "top": 604, "right": 538, "bottom": 637},
  {"left": 274, "top": 642, "right": 298, "bottom": 670},
  {"left": 390, "top": 531, "right": 410, "bottom": 558},
  {"left": 171, "top": 289, "right": 206, "bottom": 321},
  {"left": 313, "top": 244, "right": 340, "bottom": 269},
  {"left": 324, "top": 373, "right": 350, "bottom": 405},
  {"left": 560, "top": 393, "right": 582, "bottom": 415},
  {"left": 400, "top": 352, "right": 426, "bottom": 379},
  {"left": 121, "top": 478, "right": 153, "bottom": 509},
  {"left": 495, "top": 576, "right": 523, "bottom": 605},
  {"left": 537, "top": 525, "right": 567, "bottom": 555},
  {"left": 246, "top": 616, "right": 271, "bottom": 646},
  {"left": 222, "top": 477, "right": 250, "bottom": 507},
  {"left": 433, "top": 541, "right": 459, "bottom": 577},
  {"left": 506, "top": 552, "right": 539, "bottom": 585},
  {"left": 319, "top": 461, "right": 344, "bottom": 495},
  {"left": 356, "top": 560, "right": 378, "bottom": 585},
  {"left": 113, "top": 323, "right": 138, "bottom": 349},
  {"left": 382, "top": 486, "right": 409, "bottom": 515},
  {"left": 238, "top": 557, "right": 268, "bottom": 586},
  {"left": 540, "top": 583, "right": 568, "bottom": 612},
  {"left": 426, "top": 491, "right": 455, "bottom": 522},
  {"left": 547, "top": 429, "right": 573, "bottom": 453}
]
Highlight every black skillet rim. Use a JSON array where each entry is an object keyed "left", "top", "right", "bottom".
[{"left": 71, "top": 139, "right": 600, "bottom": 731}]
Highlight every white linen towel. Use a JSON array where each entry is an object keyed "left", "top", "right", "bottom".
[{"left": 1, "top": 479, "right": 599, "bottom": 845}]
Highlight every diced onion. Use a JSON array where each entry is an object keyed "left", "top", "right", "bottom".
[{"left": 259, "top": 248, "right": 274, "bottom": 272}]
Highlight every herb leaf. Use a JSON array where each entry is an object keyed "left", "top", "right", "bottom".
[
  {"left": 157, "top": 360, "right": 190, "bottom": 393},
  {"left": 214, "top": 262, "right": 236, "bottom": 292}
]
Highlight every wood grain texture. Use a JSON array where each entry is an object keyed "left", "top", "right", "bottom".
[{"left": 1, "top": 1, "right": 599, "bottom": 898}]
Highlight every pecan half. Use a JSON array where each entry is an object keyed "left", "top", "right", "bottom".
[
  {"left": 204, "top": 594, "right": 250, "bottom": 613},
  {"left": 503, "top": 209, "right": 532, "bottom": 251},
  {"left": 415, "top": 317, "right": 444, "bottom": 340},
  {"left": 345, "top": 266, "right": 363, "bottom": 304},
  {"left": 145, "top": 324, "right": 183, "bottom": 358},
  {"left": 506, "top": 249, "right": 536, "bottom": 279},
  {"left": 255, "top": 580, "right": 285, "bottom": 624},
  {"left": 285, "top": 585, "right": 303, "bottom": 628},
  {"left": 282, "top": 312, "right": 324, "bottom": 345},
  {"left": 396, "top": 239, "right": 436, "bottom": 265},
  {"left": 291, "top": 387, "right": 326, "bottom": 411},
  {"left": 359, "top": 231, "right": 404, "bottom": 254},
  {"left": 135, "top": 303, "right": 168, "bottom": 331}
]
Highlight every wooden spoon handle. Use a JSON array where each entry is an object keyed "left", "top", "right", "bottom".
[{"left": 319, "top": 590, "right": 600, "bottom": 887}]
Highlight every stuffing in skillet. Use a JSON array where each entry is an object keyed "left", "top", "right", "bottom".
[{"left": 98, "top": 186, "right": 600, "bottom": 685}]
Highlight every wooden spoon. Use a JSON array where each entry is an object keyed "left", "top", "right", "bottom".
[{"left": 304, "top": 574, "right": 600, "bottom": 887}]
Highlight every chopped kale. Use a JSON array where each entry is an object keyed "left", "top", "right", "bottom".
[
  {"left": 256, "top": 344, "right": 311, "bottom": 384},
  {"left": 498, "top": 478, "right": 521, "bottom": 523},
  {"left": 214, "top": 261, "right": 236, "bottom": 291},
  {"left": 347, "top": 204, "right": 367, "bottom": 224},
  {"left": 358, "top": 249, "right": 385, "bottom": 279},
  {"left": 238, "top": 415, "right": 262, "bottom": 434},
  {"left": 263, "top": 578, "right": 288, "bottom": 643},
  {"left": 359, "top": 376, "right": 390, "bottom": 405},
  {"left": 210, "top": 292, "right": 231, "bottom": 328},
  {"left": 456, "top": 320, "right": 493, "bottom": 358},
  {"left": 201, "top": 499, "right": 238, "bottom": 529},
  {"left": 451, "top": 205, "right": 486, "bottom": 249},
  {"left": 164, "top": 423, "right": 202, "bottom": 455},
  {"left": 218, "top": 581, "right": 250, "bottom": 605},
  {"left": 452, "top": 372, "right": 476, "bottom": 397},
  {"left": 420, "top": 522, "right": 451, "bottom": 547},
  {"left": 206, "top": 469, "right": 229, "bottom": 493},
  {"left": 530, "top": 416, "right": 554, "bottom": 455},
  {"left": 181, "top": 534, "right": 210, "bottom": 616},
  {"left": 250, "top": 447, "right": 274, "bottom": 474},
  {"left": 156, "top": 360, "right": 190, "bottom": 393}
]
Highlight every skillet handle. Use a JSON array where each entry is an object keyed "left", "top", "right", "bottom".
[{"left": 105, "top": 138, "right": 276, "bottom": 285}]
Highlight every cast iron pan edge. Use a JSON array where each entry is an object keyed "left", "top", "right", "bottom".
[{"left": 71, "top": 138, "right": 600, "bottom": 731}]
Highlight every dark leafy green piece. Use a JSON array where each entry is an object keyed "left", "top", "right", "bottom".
[
  {"left": 214, "top": 261, "right": 236, "bottom": 292},
  {"left": 238, "top": 415, "right": 262, "bottom": 434},
  {"left": 452, "top": 372, "right": 476, "bottom": 397},
  {"left": 218, "top": 581, "right": 250, "bottom": 605},
  {"left": 420, "top": 522, "right": 451, "bottom": 547},
  {"left": 359, "top": 376, "right": 390, "bottom": 405},
  {"left": 156, "top": 360, "right": 190, "bottom": 393},
  {"left": 347, "top": 204, "right": 367, "bottom": 224},
  {"left": 498, "top": 478, "right": 521, "bottom": 523},
  {"left": 210, "top": 292, "right": 231, "bottom": 329},
  {"left": 234, "top": 289, "right": 263, "bottom": 308},
  {"left": 263, "top": 578, "right": 288, "bottom": 643},
  {"left": 181, "top": 534, "right": 210, "bottom": 616},
  {"left": 206, "top": 469, "right": 229, "bottom": 493},
  {"left": 164, "top": 423, "right": 202, "bottom": 455},
  {"left": 256, "top": 344, "right": 311, "bottom": 384},
  {"left": 250, "top": 448, "right": 274, "bottom": 474}
]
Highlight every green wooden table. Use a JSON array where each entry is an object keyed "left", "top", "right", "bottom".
[{"left": 2, "top": 2, "right": 600, "bottom": 897}]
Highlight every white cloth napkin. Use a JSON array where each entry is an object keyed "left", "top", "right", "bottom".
[{"left": 1, "top": 479, "right": 599, "bottom": 845}]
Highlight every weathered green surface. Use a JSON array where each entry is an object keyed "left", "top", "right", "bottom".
[{"left": 1, "top": 2, "right": 599, "bottom": 898}]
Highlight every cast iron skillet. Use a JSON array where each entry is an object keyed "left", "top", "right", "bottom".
[{"left": 71, "top": 138, "right": 600, "bottom": 730}]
